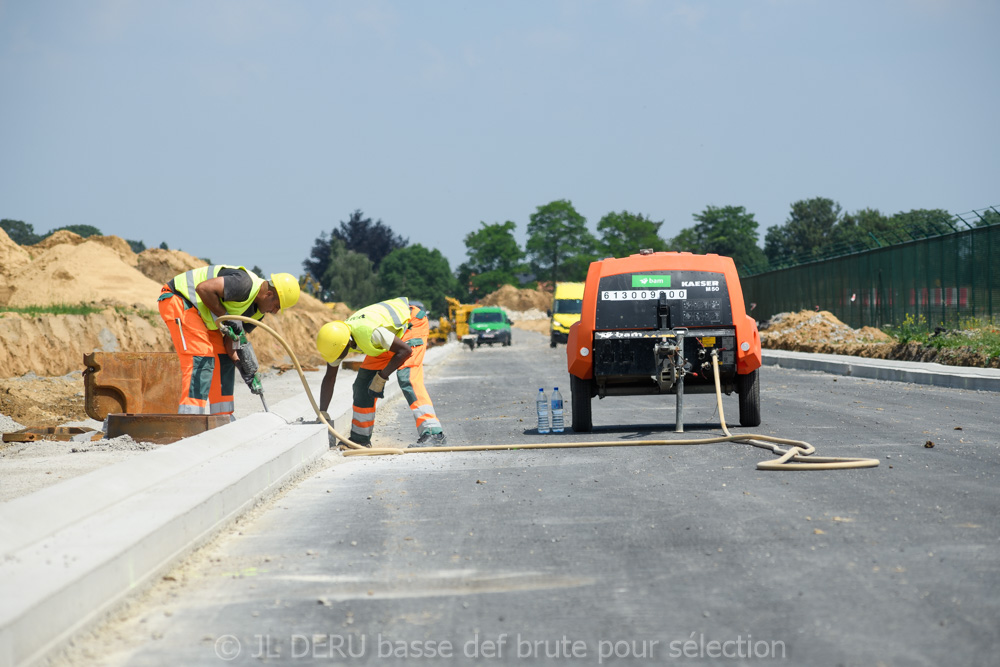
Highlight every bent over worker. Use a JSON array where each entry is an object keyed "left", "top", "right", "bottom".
[
  {"left": 316, "top": 297, "right": 447, "bottom": 448},
  {"left": 355, "top": 301, "right": 446, "bottom": 446},
  {"left": 157, "top": 265, "right": 300, "bottom": 416}
]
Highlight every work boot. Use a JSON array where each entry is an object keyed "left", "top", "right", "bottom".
[{"left": 415, "top": 432, "right": 447, "bottom": 447}]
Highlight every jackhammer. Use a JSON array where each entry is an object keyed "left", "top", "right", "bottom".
[{"left": 223, "top": 322, "right": 268, "bottom": 412}]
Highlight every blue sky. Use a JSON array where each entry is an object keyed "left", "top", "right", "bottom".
[{"left": 2, "top": 0, "right": 997, "bottom": 279}]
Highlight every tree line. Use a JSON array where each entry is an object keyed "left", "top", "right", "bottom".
[
  {"left": 7, "top": 195, "right": 994, "bottom": 318},
  {"left": 302, "top": 198, "right": 996, "bottom": 314}
]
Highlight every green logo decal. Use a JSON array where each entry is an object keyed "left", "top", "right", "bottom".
[{"left": 631, "top": 275, "right": 670, "bottom": 288}]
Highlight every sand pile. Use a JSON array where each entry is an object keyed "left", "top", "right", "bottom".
[
  {"left": 28, "top": 230, "right": 140, "bottom": 265},
  {"left": 0, "top": 228, "right": 32, "bottom": 277},
  {"left": 136, "top": 248, "right": 207, "bottom": 285},
  {"left": 475, "top": 286, "right": 552, "bottom": 334},
  {"left": 479, "top": 284, "right": 552, "bottom": 312},
  {"left": 3, "top": 240, "right": 162, "bottom": 309},
  {"left": 0, "top": 230, "right": 348, "bottom": 379},
  {"left": 760, "top": 310, "right": 892, "bottom": 351},
  {"left": 0, "top": 228, "right": 33, "bottom": 305}
]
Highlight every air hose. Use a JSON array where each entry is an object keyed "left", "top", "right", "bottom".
[{"left": 220, "top": 315, "right": 879, "bottom": 471}]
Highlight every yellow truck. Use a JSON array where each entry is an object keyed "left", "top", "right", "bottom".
[{"left": 548, "top": 282, "right": 585, "bottom": 348}]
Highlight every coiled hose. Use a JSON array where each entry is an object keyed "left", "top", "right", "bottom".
[{"left": 220, "top": 315, "right": 879, "bottom": 470}]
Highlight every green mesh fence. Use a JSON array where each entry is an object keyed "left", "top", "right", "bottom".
[{"left": 742, "top": 221, "right": 999, "bottom": 330}]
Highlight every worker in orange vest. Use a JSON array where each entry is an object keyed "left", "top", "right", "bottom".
[{"left": 157, "top": 265, "right": 300, "bottom": 416}]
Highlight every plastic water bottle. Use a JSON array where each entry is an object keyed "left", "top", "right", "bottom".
[
  {"left": 536, "top": 388, "right": 550, "bottom": 434},
  {"left": 551, "top": 387, "right": 564, "bottom": 433}
]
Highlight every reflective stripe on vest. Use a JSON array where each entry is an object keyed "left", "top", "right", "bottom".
[{"left": 172, "top": 265, "right": 266, "bottom": 330}]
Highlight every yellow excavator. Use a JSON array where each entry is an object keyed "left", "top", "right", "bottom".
[{"left": 428, "top": 296, "right": 478, "bottom": 347}]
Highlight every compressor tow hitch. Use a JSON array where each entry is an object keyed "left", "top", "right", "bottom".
[{"left": 654, "top": 327, "right": 689, "bottom": 432}]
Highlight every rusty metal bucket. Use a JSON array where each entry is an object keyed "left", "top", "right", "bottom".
[
  {"left": 105, "top": 413, "right": 231, "bottom": 445},
  {"left": 83, "top": 352, "right": 181, "bottom": 420}
]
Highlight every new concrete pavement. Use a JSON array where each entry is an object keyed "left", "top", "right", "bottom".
[
  {"left": 0, "top": 345, "right": 458, "bottom": 667},
  {"left": 1, "top": 344, "right": 997, "bottom": 666}
]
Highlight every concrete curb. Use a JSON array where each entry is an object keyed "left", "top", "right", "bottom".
[
  {"left": 0, "top": 342, "right": 460, "bottom": 667},
  {"left": 762, "top": 349, "right": 1000, "bottom": 392}
]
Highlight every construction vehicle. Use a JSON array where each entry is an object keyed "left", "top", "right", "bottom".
[
  {"left": 467, "top": 306, "right": 513, "bottom": 347},
  {"left": 548, "top": 281, "right": 585, "bottom": 348},
  {"left": 567, "top": 250, "right": 762, "bottom": 432},
  {"left": 428, "top": 296, "right": 479, "bottom": 346}
]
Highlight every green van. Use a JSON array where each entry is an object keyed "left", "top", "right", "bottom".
[{"left": 468, "top": 306, "right": 512, "bottom": 347}]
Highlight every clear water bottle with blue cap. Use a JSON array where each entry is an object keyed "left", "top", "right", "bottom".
[
  {"left": 536, "top": 388, "right": 550, "bottom": 434},
  {"left": 551, "top": 387, "right": 564, "bottom": 433}
]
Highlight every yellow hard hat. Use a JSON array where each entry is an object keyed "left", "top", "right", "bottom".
[
  {"left": 270, "top": 273, "right": 300, "bottom": 311},
  {"left": 316, "top": 321, "right": 351, "bottom": 363}
]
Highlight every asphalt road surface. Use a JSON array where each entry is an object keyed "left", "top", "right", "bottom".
[{"left": 56, "top": 328, "right": 999, "bottom": 666}]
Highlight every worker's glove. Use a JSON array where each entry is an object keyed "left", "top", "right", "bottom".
[
  {"left": 222, "top": 320, "right": 244, "bottom": 341},
  {"left": 368, "top": 373, "right": 387, "bottom": 398}
]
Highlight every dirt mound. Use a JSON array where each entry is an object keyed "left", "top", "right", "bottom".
[
  {"left": 760, "top": 310, "right": 893, "bottom": 349},
  {"left": 0, "top": 227, "right": 347, "bottom": 382},
  {"left": 0, "top": 227, "right": 32, "bottom": 278},
  {"left": 755, "top": 309, "right": 998, "bottom": 368},
  {"left": 3, "top": 240, "right": 162, "bottom": 309},
  {"left": 0, "top": 373, "right": 85, "bottom": 426},
  {"left": 480, "top": 285, "right": 552, "bottom": 312},
  {"left": 0, "top": 309, "right": 171, "bottom": 376},
  {"left": 27, "top": 229, "right": 87, "bottom": 251},
  {"left": 136, "top": 248, "right": 208, "bottom": 285}
]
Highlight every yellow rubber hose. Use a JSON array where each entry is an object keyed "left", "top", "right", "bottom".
[
  {"left": 221, "top": 315, "right": 879, "bottom": 470},
  {"left": 218, "top": 315, "right": 369, "bottom": 450}
]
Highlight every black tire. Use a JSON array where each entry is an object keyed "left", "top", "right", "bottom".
[
  {"left": 737, "top": 368, "right": 761, "bottom": 427},
  {"left": 571, "top": 374, "right": 593, "bottom": 432},
  {"left": 550, "top": 336, "right": 557, "bottom": 348}
]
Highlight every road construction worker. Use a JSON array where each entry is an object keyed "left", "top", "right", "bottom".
[
  {"left": 157, "top": 265, "right": 300, "bottom": 416},
  {"left": 316, "top": 297, "right": 447, "bottom": 447}
]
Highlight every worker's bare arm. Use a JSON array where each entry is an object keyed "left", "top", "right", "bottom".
[
  {"left": 195, "top": 277, "right": 228, "bottom": 318},
  {"left": 319, "top": 364, "right": 339, "bottom": 412},
  {"left": 379, "top": 336, "right": 413, "bottom": 379}
]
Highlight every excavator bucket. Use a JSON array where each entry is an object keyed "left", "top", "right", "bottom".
[{"left": 83, "top": 352, "right": 181, "bottom": 420}]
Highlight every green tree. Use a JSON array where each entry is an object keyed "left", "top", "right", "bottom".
[
  {"left": 303, "top": 232, "right": 333, "bottom": 283},
  {"left": 127, "top": 239, "right": 147, "bottom": 253},
  {"left": 975, "top": 209, "right": 1000, "bottom": 227},
  {"left": 1, "top": 219, "right": 41, "bottom": 245},
  {"left": 332, "top": 209, "right": 408, "bottom": 270},
  {"left": 596, "top": 210, "right": 668, "bottom": 258},
  {"left": 890, "top": 208, "right": 954, "bottom": 238},
  {"left": 457, "top": 221, "right": 525, "bottom": 300},
  {"left": 764, "top": 197, "right": 842, "bottom": 265},
  {"left": 525, "top": 199, "right": 597, "bottom": 285},
  {"left": 669, "top": 205, "right": 767, "bottom": 272},
  {"left": 378, "top": 244, "right": 456, "bottom": 315},
  {"left": 831, "top": 207, "right": 911, "bottom": 249},
  {"left": 159, "top": 241, "right": 169, "bottom": 250},
  {"left": 322, "top": 238, "right": 378, "bottom": 308},
  {"left": 304, "top": 210, "right": 409, "bottom": 285},
  {"left": 47, "top": 224, "right": 102, "bottom": 239}
]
